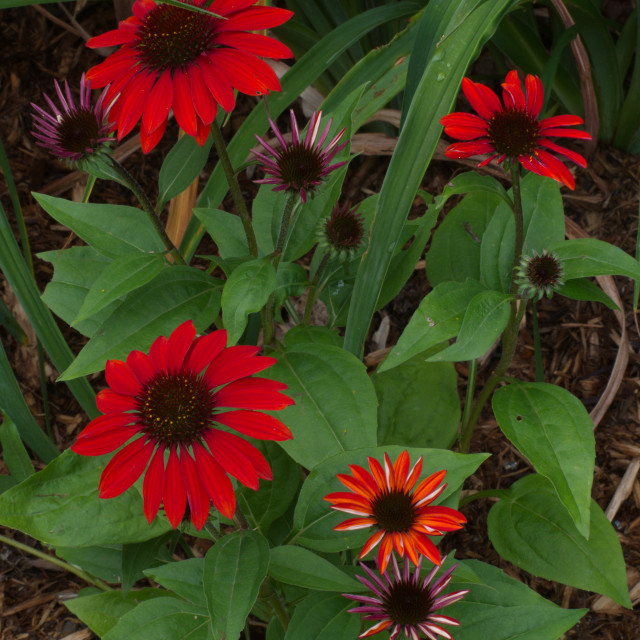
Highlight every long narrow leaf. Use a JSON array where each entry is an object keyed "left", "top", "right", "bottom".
[{"left": 344, "top": 0, "right": 518, "bottom": 355}]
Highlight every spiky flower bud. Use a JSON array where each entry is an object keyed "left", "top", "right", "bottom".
[{"left": 516, "top": 250, "right": 565, "bottom": 300}]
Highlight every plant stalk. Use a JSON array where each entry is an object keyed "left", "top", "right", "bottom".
[{"left": 303, "top": 252, "right": 331, "bottom": 325}]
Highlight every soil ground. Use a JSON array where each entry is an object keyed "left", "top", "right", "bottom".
[{"left": 1, "top": 3, "right": 639, "bottom": 639}]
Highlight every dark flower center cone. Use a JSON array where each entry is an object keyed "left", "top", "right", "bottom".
[
  {"left": 385, "top": 581, "right": 434, "bottom": 626},
  {"left": 372, "top": 490, "right": 417, "bottom": 533},
  {"left": 488, "top": 108, "right": 541, "bottom": 156},
  {"left": 58, "top": 110, "right": 102, "bottom": 153},
  {"left": 278, "top": 143, "right": 324, "bottom": 189}
]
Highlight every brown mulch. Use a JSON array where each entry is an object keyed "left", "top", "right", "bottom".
[{"left": 1, "top": 3, "right": 639, "bottom": 639}]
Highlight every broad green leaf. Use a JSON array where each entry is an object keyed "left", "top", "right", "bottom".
[
  {"left": 283, "top": 325, "right": 343, "bottom": 349},
  {"left": 39, "top": 246, "right": 116, "bottom": 337},
  {"left": 557, "top": 278, "right": 619, "bottom": 310},
  {"left": 65, "top": 588, "right": 169, "bottom": 637},
  {"left": 273, "top": 262, "right": 308, "bottom": 317},
  {"left": 425, "top": 192, "right": 502, "bottom": 287},
  {"left": 205, "top": 530, "right": 270, "bottom": 640},
  {"left": 122, "top": 534, "right": 172, "bottom": 594},
  {"left": 447, "top": 559, "right": 587, "bottom": 640},
  {"left": 380, "top": 279, "right": 486, "bottom": 372},
  {"left": 292, "top": 446, "right": 488, "bottom": 552},
  {"left": 221, "top": 257, "right": 276, "bottom": 346},
  {"left": 194, "top": 208, "right": 250, "bottom": 259},
  {"left": 0, "top": 414, "right": 35, "bottom": 482},
  {"left": 373, "top": 355, "right": 460, "bottom": 449},
  {"left": 60, "top": 267, "right": 221, "bottom": 380},
  {"left": 237, "top": 441, "right": 300, "bottom": 532},
  {"left": 56, "top": 544, "right": 123, "bottom": 584},
  {"left": 269, "top": 546, "right": 361, "bottom": 592},
  {"left": 284, "top": 592, "right": 360, "bottom": 640},
  {"left": 427, "top": 291, "right": 512, "bottom": 362},
  {"left": 480, "top": 173, "right": 565, "bottom": 292},
  {"left": 0, "top": 345, "right": 58, "bottom": 463},
  {"left": 550, "top": 238, "right": 640, "bottom": 281},
  {"left": 158, "top": 133, "right": 213, "bottom": 207},
  {"left": 488, "top": 474, "right": 632, "bottom": 607},
  {"left": 33, "top": 193, "right": 165, "bottom": 258},
  {"left": 345, "top": 0, "right": 518, "bottom": 355},
  {"left": 74, "top": 253, "right": 166, "bottom": 324},
  {"left": 268, "top": 343, "right": 378, "bottom": 469},
  {"left": 0, "top": 449, "right": 171, "bottom": 546},
  {"left": 434, "top": 171, "right": 513, "bottom": 209},
  {"left": 103, "top": 597, "right": 209, "bottom": 640},
  {"left": 145, "top": 558, "right": 206, "bottom": 607},
  {"left": 493, "top": 383, "right": 595, "bottom": 537}
]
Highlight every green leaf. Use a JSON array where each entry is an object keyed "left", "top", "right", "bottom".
[
  {"left": 221, "top": 257, "right": 276, "bottom": 346},
  {"left": 122, "top": 534, "right": 172, "bottom": 594},
  {"left": 283, "top": 325, "right": 343, "bottom": 349},
  {"left": 65, "top": 588, "right": 169, "bottom": 637},
  {"left": 102, "top": 597, "right": 209, "bottom": 640},
  {"left": 205, "top": 530, "right": 270, "bottom": 640},
  {"left": 550, "top": 238, "right": 640, "bottom": 281},
  {"left": 158, "top": 133, "right": 213, "bottom": 207},
  {"left": 269, "top": 546, "right": 361, "bottom": 592},
  {"left": 145, "top": 558, "right": 206, "bottom": 607},
  {"left": 60, "top": 267, "right": 221, "bottom": 380},
  {"left": 373, "top": 355, "right": 460, "bottom": 449},
  {"left": 425, "top": 192, "right": 502, "bottom": 287},
  {"left": 39, "top": 246, "right": 116, "bottom": 337},
  {"left": 492, "top": 383, "right": 595, "bottom": 537},
  {"left": 427, "top": 290, "right": 512, "bottom": 362},
  {"left": 0, "top": 449, "right": 171, "bottom": 546},
  {"left": 0, "top": 414, "right": 35, "bottom": 482},
  {"left": 268, "top": 343, "right": 378, "bottom": 469},
  {"left": 193, "top": 208, "right": 250, "bottom": 259},
  {"left": 284, "top": 592, "right": 361, "bottom": 640},
  {"left": 292, "top": 446, "right": 488, "bottom": 552},
  {"left": 56, "top": 545, "right": 123, "bottom": 584},
  {"left": 446, "top": 559, "right": 587, "bottom": 640},
  {"left": 345, "top": 0, "right": 518, "bottom": 355},
  {"left": 380, "top": 279, "right": 486, "bottom": 372},
  {"left": 237, "top": 441, "right": 300, "bottom": 532},
  {"left": 32, "top": 193, "right": 165, "bottom": 258},
  {"left": 74, "top": 253, "right": 166, "bottom": 324},
  {"left": 557, "top": 278, "right": 619, "bottom": 310},
  {"left": 480, "top": 173, "right": 565, "bottom": 292},
  {"left": 488, "top": 474, "right": 632, "bottom": 607},
  {"left": 0, "top": 343, "right": 58, "bottom": 463}
]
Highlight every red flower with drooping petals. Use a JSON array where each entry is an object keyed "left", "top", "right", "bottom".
[
  {"left": 324, "top": 451, "right": 466, "bottom": 573},
  {"left": 71, "top": 320, "right": 293, "bottom": 530},
  {"left": 85, "top": 0, "right": 293, "bottom": 152},
  {"left": 440, "top": 70, "right": 591, "bottom": 189}
]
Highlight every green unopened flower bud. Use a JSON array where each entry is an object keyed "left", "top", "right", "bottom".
[
  {"left": 317, "top": 201, "right": 365, "bottom": 261},
  {"left": 516, "top": 250, "right": 565, "bottom": 300}
]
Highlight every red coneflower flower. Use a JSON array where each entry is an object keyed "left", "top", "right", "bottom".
[
  {"left": 324, "top": 451, "right": 466, "bottom": 573},
  {"left": 440, "top": 70, "right": 592, "bottom": 189},
  {"left": 71, "top": 320, "right": 293, "bottom": 530},
  {"left": 346, "top": 555, "right": 468, "bottom": 640},
  {"left": 85, "top": 0, "right": 293, "bottom": 153},
  {"left": 31, "top": 73, "right": 115, "bottom": 164},
  {"left": 252, "top": 109, "right": 348, "bottom": 203}
]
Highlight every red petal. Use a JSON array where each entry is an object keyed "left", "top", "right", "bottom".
[
  {"left": 163, "top": 447, "right": 187, "bottom": 528},
  {"left": 116, "top": 71, "right": 156, "bottom": 139},
  {"left": 213, "top": 377, "right": 293, "bottom": 410},
  {"left": 186, "top": 64, "right": 218, "bottom": 125},
  {"left": 192, "top": 441, "right": 236, "bottom": 519},
  {"left": 166, "top": 320, "right": 196, "bottom": 372},
  {"left": 411, "top": 531, "right": 442, "bottom": 565},
  {"left": 140, "top": 119, "right": 167, "bottom": 153},
  {"left": 461, "top": 77, "right": 502, "bottom": 120},
  {"left": 502, "top": 77, "right": 526, "bottom": 110},
  {"left": 87, "top": 23, "right": 138, "bottom": 49},
  {"left": 440, "top": 112, "right": 488, "bottom": 128},
  {"left": 214, "top": 32, "right": 293, "bottom": 59},
  {"left": 98, "top": 437, "right": 154, "bottom": 499},
  {"left": 127, "top": 349, "right": 156, "bottom": 386},
  {"left": 368, "top": 456, "right": 387, "bottom": 490},
  {"left": 538, "top": 139, "right": 587, "bottom": 168},
  {"left": 141, "top": 70, "right": 173, "bottom": 135},
  {"left": 442, "top": 125, "right": 487, "bottom": 141},
  {"left": 213, "top": 0, "right": 259, "bottom": 15},
  {"left": 205, "top": 346, "right": 273, "bottom": 387},
  {"left": 172, "top": 68, "right": 198, "bottom": 136},
  {"left": 540, "top": 114, "right": 585, "bottom": 128},
  {"left": 184, "top": 330, "right": 227, "bottom": 374},
  {"left": 529, "top": 149, "right": 576, "bottom": 190},
  {"left": 525, "top": 74, "right": 543, "bottom": 117},
  {"left": 180, "top": 446, "right": 211, "bottom": 530},
  {"left": 376, "top": 534, "right": 394, "bottom": 573},
  {"left": 203, "top": 430, "right": 260, "bottom": 489},
  {"left": 194, "top": 115, "right": 211, "bottom": 146},
  {"left": 199, "top": 56, "right": 236, "bottom": 112},
  {"left": 149, "top": 335, "right": 168, "bottom": 371},
  {"left": 96, "top": 389, "right": 137, "bottom": 413},
  {"left": 392, "top": 451, "right": 410, "bottom": 489},
  {"left": 105, "top": 359, "right": 142, "bottom": 396},
  {"left": 143, "top": 446, "right": 166, "bottom": 523},
  {"left": 359, "top": 530, "right": 385, "bottom": 556},
  {"left": 72, "top": 423, "right": 141, "bottom": 456},
  {"left": 86, "top": 49, "right": 140, "bottom": 89},
  {"left": 414, "top": 469, "right": 447, "bottom": 503},
  {"left": 537, "top": 127, "right": 591, "bottom": 140},
  {"left": 213, "top": 410, "right": 292, "bottom": 440},
  {"left": 444, "top": 140, "right": 495, "bottom": 158},
  {"left": 217, "top": 6, "right": 293, "bottom": 31}
]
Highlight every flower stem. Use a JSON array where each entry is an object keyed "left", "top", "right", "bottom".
[
  {"left": 107, "top": 156, "right": 186, "bottom": 265},
  {"left": 233, "top": 504, "right": 251, "bottom": 530},
  {"left": 260, "top": 579, "right": 289, "bottom": 631},
  {"left": 532, "top": 299, "right": 544, "bottom": 382},
  {"left": 303, "top": 252, "right": 331, "bottom": 325},
  {"left": 262, "top": 193, "right": 299, "bottom": 348},
  {"left": 0, "top": 533, "right": 113, "bottom": 592},
  {"left": 458, "top": 164, "right": 527, "bottom": 453},
  {"left": 210, "top": 121, "right": 258, "bottom": 258}
]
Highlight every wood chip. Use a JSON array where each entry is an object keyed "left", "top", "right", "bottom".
[{"left": 605, "top": 458, "right": 640, "bottom": 522}]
